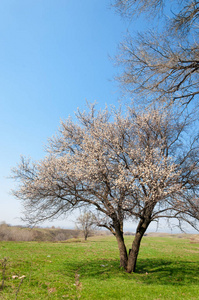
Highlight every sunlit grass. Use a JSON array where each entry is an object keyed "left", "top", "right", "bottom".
[{"left": 0, "top": 235, "right": 198, "bottom": 299}]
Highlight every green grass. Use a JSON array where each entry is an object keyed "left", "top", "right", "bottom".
[{"left": 0, "top": 235, "right": 198, "bottom": 299}]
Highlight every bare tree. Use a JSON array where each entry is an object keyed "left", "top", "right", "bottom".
[
  {"left": 12, "top": 104, "right": 199, "bottom": 273},
  {"left": 112, "top": 0, "right": 164, "bottom": 19},
  {"left": 112, "top": 0, "right": 199, "bottom": 108},
  {"left": 76, "top": 210, "right": 96, "bottom": 240}
]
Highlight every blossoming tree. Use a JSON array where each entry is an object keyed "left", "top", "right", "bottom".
[{"left": 12, "top": 104, "right": 199, "bottom": 273}]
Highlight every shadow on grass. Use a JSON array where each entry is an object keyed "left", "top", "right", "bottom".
[
  {"left": 136, "top": 258, "right": 199, "bottom": 285},
  {"left": 63, "top": 257, "right": 199, "bottom": 286}
]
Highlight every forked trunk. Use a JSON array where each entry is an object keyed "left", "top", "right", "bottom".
[
  {"left": 126, "top": 219, "right": 150, "bottom": 273},
  {"left": 115, "top": 229, "right": 128, "bottom": 269}
]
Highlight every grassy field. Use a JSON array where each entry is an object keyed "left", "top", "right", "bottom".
[{"left": 0, "top": 235, "right": 198, "bottom": 299}]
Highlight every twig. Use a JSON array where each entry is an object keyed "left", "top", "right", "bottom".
[
  {"left": 15, "top": 276, "right": 25, "bottom": 300},
  {"left": 0, "top": 257, "right": 7, "bottom": 290}
]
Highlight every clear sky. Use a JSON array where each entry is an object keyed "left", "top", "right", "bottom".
[
  {"left": 0, "top": 0, "right": 196, "bottom": 233},
  {"left": 0, "top": 0, "right": 128, "bottom": 228}
]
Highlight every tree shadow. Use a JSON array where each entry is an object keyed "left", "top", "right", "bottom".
[
  {"left": 136, "top": 258, "right": 199, "bottom": 285},
  {"left": 63, "top": 257, "right": 199, "bottom": 286}
]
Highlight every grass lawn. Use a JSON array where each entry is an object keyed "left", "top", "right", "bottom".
[{"left": 0, "top": 235, "right": 198, "bottom": 299}]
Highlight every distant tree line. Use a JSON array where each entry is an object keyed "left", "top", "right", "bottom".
[{"left": 0, "top": 222, "right": 81, "bottom": 242}]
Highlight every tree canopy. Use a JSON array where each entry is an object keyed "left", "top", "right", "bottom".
[{"left": 112, "top": 0, "right": 199, "bottom": 107}]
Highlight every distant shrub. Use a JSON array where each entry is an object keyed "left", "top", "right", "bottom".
[
  {"left": 0, "top": 223, "right": 83, "bottom": 242},
  {"left": 0, "top": 223, "right": 34, "bottom": 241}
]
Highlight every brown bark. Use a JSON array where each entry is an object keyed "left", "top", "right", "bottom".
[
  {"left": 115, "top": 228, "right": 128, "bottom": 269},
  {"left": 126, "top": 219, "right": 150, "bottom": 273}
]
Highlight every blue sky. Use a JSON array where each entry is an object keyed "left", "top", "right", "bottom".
[
  {"left": 0, "top": 1, "right": 196, "bottom": 233},
  {"left": 0, "top": 0, "right": 131, "bottom": 228}
]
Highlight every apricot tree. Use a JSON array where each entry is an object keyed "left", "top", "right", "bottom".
[{"left": 12, "top": 104, "right": 199, "bottom": 272}]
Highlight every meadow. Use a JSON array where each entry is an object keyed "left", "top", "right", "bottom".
[{"left": 0, "top": 235, "right": 198, "bottom": 299}]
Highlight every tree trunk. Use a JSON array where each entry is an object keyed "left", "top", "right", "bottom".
[
  {"left": 115, "top": 229, "right": 128, "bottom": 269},
  {"left": 126, "top": 219, "right": 150, "bottom": 273}
]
